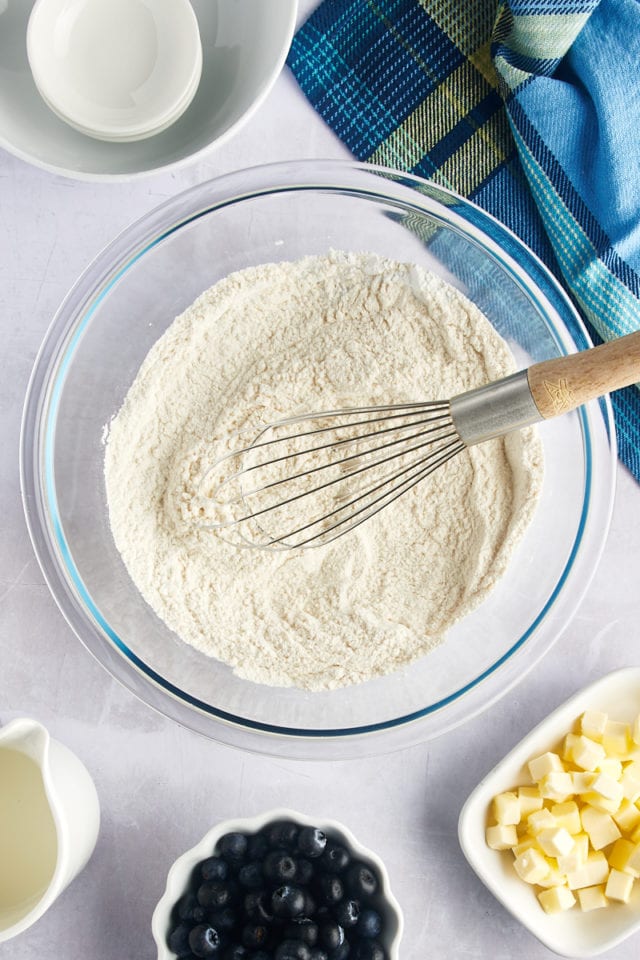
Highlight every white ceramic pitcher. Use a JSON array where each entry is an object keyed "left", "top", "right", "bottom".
[{"left": 0, "top": 717, "right": 100, "bottom": 942}]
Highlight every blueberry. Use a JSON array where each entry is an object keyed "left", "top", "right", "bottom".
[
  {"left": 222, "top": 947, "right": 249, "bottom": 960},
  {"left": 331, "top": 944, "right": 351, "bottom": 960},
  {"left": 295, "top": 859, "right": 314, "bottom": 885},
  {"left": 252, "top": 953, "right": 272, "bottom": 960},
  {"left": 188, "top": 923, "right": 221, "bottom": 958},
  {"left": 303, "top": 891, "right": 317, "bottom": 918},
  {"left": 297, "top": 827, "right": 327, "bottom": 859},
  {"left": 284, "top": 920, "right": 319, "bottom": 946},
  {"left": 333, "top": 899, "right": 359, "bottom": 928},
  {"left": 274, "top": 941, "right": 312, "bottom": 960},
  {"left": 244, "top": 890, "right": 273, "bottom": 923},
  {"left": 355, "top": 909, "right": 382, "bottom": 940},
  {"left": 345, "top": 864, "right": 377, "bottom": 899},
  {"left": 242, "top": 921, "right": 269, "bottom": 949},
  {"left": 177, "top": 892, "right": 206, "bottom": 923},
  {"left": 318, "top": 921, "right": 344, "bottom": 952},
  {"left": 267, "top": 820, "right": 300, "bottom": 849},
  {"left": 208, "top": 907, "right": 237, "bottom": 933},
  {"left": 351, "top": 941, "right": 385, "bottom": 960},
  {"left": 238, "top": 861, "right": 263, "bottom": 889},
  {"left": 197, "top": 880, "right": 239, "bottom": 910},
  {"left": 167, "top": 921, "right": 192, "bottom": 956},
  {"left": 248, "top": 831, "right": 270, "bottom": 861},
  {"left": 309, "top": 952, "right": 329, "bottom": 960},
  {"left": 219, "top": 832, "right": 248, "bottom": 864},
  {"left": 271, "top": 884, "right": 307, "bottom": 919},
  {"left": 263, "top": 851, "right": 298, "bottom": 883},
  {"left": 201, "top": 856, "right": 229, "bottom": 882},
  {"left": 315, "top": 875, "right": 343, "bottom": 906},
  {"left": 321, "top": 844, "right": 350, "bottom": 874}
]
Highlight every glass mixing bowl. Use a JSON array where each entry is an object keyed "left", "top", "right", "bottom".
[{"left": 21, "top": 161, "right": 616, "bottom": 759}]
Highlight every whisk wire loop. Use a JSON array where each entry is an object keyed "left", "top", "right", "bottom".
[
  {"left": 201, "top": 401, "right": 463, "bottom": 549},
  {"left": 239, "top": 419, "right": 460, "bottom": 509},
  {"left": 267, "top": 434, "right": 466, "bottom": 548}
]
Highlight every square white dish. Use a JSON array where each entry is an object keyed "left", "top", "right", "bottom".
[{"left": 458, "top": 667, "right": 640, "bottom": 958}]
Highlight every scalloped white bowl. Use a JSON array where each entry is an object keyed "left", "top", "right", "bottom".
[{"left": 151, "top": 807, "right": 404, "bottom": 960}]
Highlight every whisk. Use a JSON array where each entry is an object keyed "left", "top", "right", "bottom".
[{"left": 199, "top": 331, "right": 640, "bottom": 550}]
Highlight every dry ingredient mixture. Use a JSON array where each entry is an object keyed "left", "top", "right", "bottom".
[{"left": 104, "top": 251, "right": 543, "bottom": 690}]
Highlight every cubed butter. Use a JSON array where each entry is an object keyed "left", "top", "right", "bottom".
[
  {"left": 512, "top": 836, "right": 538, "bottom": 857},
  {"left": 539, "top": 771, "right": 574, "bottom": 802},
  {"left": 567, "top": 851, "right": 610, "bottom": 890},
  {"left": 537, "top": 826, "right": 575, "bottom": 858},
  {"left": 602, "top": 721, "right": 631, "bottom": 758},
  {"left": 582, "top": 791, "right": 621, "bottom": 815},
  {"left": 513, "top": 847, "right": 551, "bottom": 884},
  {"left": 558, "top": 850, "right": 583, "bottom": 874},
  {"left": 605, "top": 868, "right": 634, "bottom": 903},
  {"left": 537, "top": 865, "right": 568, "bottom": 889},
  {"left": 607, "top": 838, "right": 640, "bottom": 878},
  {"left": 572, "top": 736, "right": 606, "bottom": 772},
  {"left": 581, "top": 805, "right": 621, "bottom": 850},
  {"left": 571, "top": 771, "right": 597, "bottom": 794},
  {"left": 558, "top": 833, "right": 589, "bottom": 874},
  {"left": 537, "top": 885, "right": 576, "bottom": 914},
  {"left": 620, "top": 762, "right": 640, "bottom": 803},
  {"left": 551, "top": 801, "right": 582, "bottom": 834},
  {"left": 527, "top": 808, "right": 558, "bottom": 836},
  {"left": 589, "top": 772, "right": 624, "bottom": 805},
  {"left": 486, "top": 824, "right": 518, "bottom": 850},
  {"left": 563, "top": 733, "right": 580, "bottom": 762},
  {"left": 612, "top": 798, "right": 640, "bottom": 834},
  {"left": 493, "top": 791, "right": 520, "bottom": 825},
  {"left": 581, "top": 710, "right": 608, "bottom": 742},
  {"left": 485, "top": 708, "right": 640, "bottom": 916},
  {"left": 528, "top": 752, "right": 564, "bottom": 782},
  {"left": 632, "top": 714, "right": 640, "bottom": 747},
  {"left": 577, "top": 884, "right": 608, "bottom": 912},
  {"left": 597, "top": 757, "right": 623, "bottom": 781},
  {"left": 518, "top": 785, "right": 543, "bottom": 818}
]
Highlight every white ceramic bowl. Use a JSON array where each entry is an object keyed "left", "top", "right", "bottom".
[
  {"left": 1, "top": 0, "right": 297, "bottom": 178},
  {"left": 458, "top": 668, "right": 640, "bottom": 958},
  {"left": 27, "top": 0, "right": 203, "bottom": 142},
  {"left": 151, "top": 808, "right": 404, "bottom": 959}
]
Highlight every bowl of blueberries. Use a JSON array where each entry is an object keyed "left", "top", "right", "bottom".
[{"left": 152, "top": 808, "right": 403, "bottom": 960}]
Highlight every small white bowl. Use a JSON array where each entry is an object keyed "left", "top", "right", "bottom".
[
  {"left": 27, "top": 0, "right": 202, "bottom": 142},
  {"left": 458, "top": 668, "right": 640, "bottom": 958},
  {"left": 151, "top": 808, "right": 404, "bottom": 959}
]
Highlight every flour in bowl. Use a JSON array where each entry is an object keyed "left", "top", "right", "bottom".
[{"left": 104, "top": 252, "right": 543, "bottom": 690}]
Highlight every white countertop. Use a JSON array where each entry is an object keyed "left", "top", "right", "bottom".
[{"left": 1, "top": 4, "right": 639, "bottom": 959}]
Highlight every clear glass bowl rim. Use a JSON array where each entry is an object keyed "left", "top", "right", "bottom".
[{"left": 19, "top": 160, "right": 617, "bottom": 759}]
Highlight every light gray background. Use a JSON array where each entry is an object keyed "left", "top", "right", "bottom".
[{"left": 1, "top": 3, "right": 639, "bottom": 958}]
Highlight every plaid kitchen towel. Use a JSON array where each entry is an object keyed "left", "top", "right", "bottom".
[{"left": 287, "top": 0, "right": 640, "bottom": 480}]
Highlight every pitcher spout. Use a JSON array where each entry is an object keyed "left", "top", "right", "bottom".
[{"left": 0, "top": 717, "right": 49, "bottom": 768}]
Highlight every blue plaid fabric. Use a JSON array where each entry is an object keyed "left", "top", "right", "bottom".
[{"left": 288, "top": 0, "right": 640, "bottom": 480}]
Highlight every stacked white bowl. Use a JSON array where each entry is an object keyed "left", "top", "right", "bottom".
[{"left": 27, "top": 0, "right": 203, "bottom": 143}]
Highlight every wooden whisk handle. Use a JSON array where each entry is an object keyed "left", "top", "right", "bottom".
[{"left": 527, "top": 330, "right": 640, "bottom": 420}]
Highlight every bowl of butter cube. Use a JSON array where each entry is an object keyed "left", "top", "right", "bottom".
[{"left": 458, "top": 668, "right": 640, "bottom": 958}]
